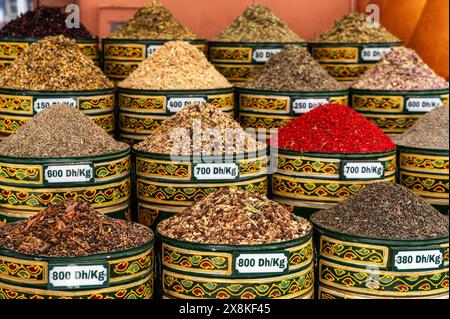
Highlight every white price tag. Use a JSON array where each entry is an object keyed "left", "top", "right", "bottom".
[
  {"left": 361, "top": 47, "right": 393, "bottom": 61},
  {"left": 292, "top": 98, "right": 328, "bottom": 114},
  {"left": 34, "top": 98, "right": 77, "bottom": 113},
  {"left": 167, "top": 97, "right": 207, "bottom": 113},
  {"left": 146, "top": 45, "right": 162, "bottom": 56},
  {"left": 44, "top": 164, "right": 93, "bottom": 184},
  {"left": 394, "top": 250, "right": 443, "bottom": 270},
  {"left": 49, "top": 264, "right": 108, "bottom": 289},
  {"left": 235, "top": 253, "right": 288, "bottom": 274},
  {"left": 193, "top": 163, "right": 239, "bottom": 181},
  {"left": 252, "top": 48, "right": 281, "bottom": 62},
  {"left": 406, "top": 98, "right": 443, "bottom": 113},
  {"left": 342, "top": 162, "right": 384, "bottom": 180}
]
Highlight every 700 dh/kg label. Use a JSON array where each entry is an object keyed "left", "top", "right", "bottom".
[
  {"left": 341, "top": 161, "right": 385, "bottom": 180},
  {"left": 193, "top": 163, "right": 239, "bottom": 181}
]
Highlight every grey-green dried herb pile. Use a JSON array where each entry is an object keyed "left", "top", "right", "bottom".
[
  {"left": 0, "top": 35, "right": 112, "bottom": 91},
  {"left": 108, "top": 1, "right": 198, "bottom": 40},
  {"left": 0, "top": 104, "right": 128, "bottom": 158},
  {"left": 119, "top": 41, "right": 231, "bottom": 90},
  {"left": 311, "top": 182, "right": 449, "bottom": 240},
  {"left": 393, "top": 104, "right": 449, "bottom": 150},
  {"left": 314, "top": 12, "right": 399, "bottom": 43},
  {"left": 134, "top": 102, "right": 265, "bottom": 155},
  {"left": 243, "top": 45, "right": 345, "bottom": 91},
  {"left": 214, "top": 4, "right": 304, "bottom": 42},
  {"left": 0, "top": 199, "right": 153, "bottom": 257},
  {"left": 158, "top": 188, "right": 311, "bottom": 245}
]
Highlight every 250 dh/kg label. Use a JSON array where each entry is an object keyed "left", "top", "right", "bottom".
[
  {"left": 292, "top": 98, "right": 328, "bottom": 114},
  {"left": 341, "top": 161, "right": 385, "bottom": 180},
  {"left": 34, "top": 97, "right": 77, "bottom": 113},
  {"left": 394, "top": 250, "right": 444, "bottom": 270},
  {"left": 44, "top": 163, "right": 94, "bottom": 184},
  {"left": 193, "top": 163, "right": 239, "bottom": 181},
  {"left": 234, "top": 252, "right": 289, "bottom": 275},
  {"left": 48, "top": 264, "right": 108, "bottom": 290}
]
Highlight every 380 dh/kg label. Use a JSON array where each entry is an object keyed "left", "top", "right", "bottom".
[
  {"left": 43, "top": 163, "right": 94, "bottom": 184},
  {"left": 48, "top": 263, "right": 109, "bottom": 290},
  {"left": 234, "top": 252, "right": 289, "bottom": 275},
  {"left": 393, "top": 249, "right": 444, "bottom": 271}
]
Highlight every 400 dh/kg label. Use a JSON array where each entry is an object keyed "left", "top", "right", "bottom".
[
  {"left": 340, "top": 161, "right": 385, "bottom": 181},
  {"left": 393, "top": 249, "right": 444, "bottom": 271},
  {"left": 167, "top": 96, "right": 207, "bottom": 113},
  {"left": 234, "top": 252, "right": 289, "bottom": 275},
  {"left": 48, "top": 263, "right": 109, "bottom": 290},
  {"left": 193, "top": 163, "right": 239, "bottom": 181},
  {"left": 43, "top": 163, "right": 94, "bottom": 184}
]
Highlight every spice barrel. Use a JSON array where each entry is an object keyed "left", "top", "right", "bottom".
[
  {"left": 0, "top": 88, "right": 115, "bottom": 139},
  {"left": 209, "top": 42, "right": 307, "bottom": 82},
  {"left": 236, "top": 87, "right": 348, "bottom": 137},
  {"left": 134, "top": 151, "right": 268, "bottom": 228},
  {"left": 0, "top": 238, "right": 154, "bottom": 299},
  {"left": 309, "top": 42, "right": 403, "bottom": 81},
  {"left": 271, "top": 149, "right": 397, "bottom": 218},
  {"left": 349, "top": 88, "right": 449, "bottom": 135},
  {"left": 0, "top": 37, "right": 100, "bottom": 71},
  {"left": 313, "top": 223, "right": 449, "bottom": 299},
  {"left": 0, "top": 148, "right": 131, "bottom": 223},
  {"left": 397, "top": 146, "right": 449, "bottom": 213},
  {"left": 102, "top": 38, "right": 208, "bottom": 81},
  {"left": 118, "top": 87, "right": 235, "bottom": 143},
  {"left": 157, "top": 231, "right": 314, "bottom": 299}
]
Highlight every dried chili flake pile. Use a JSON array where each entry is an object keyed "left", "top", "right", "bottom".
[
  {"left": 272, "top": 103, "right": 396, "bottom": 153},
  {"left": 158, "top": 188, "right": 311, "bottom": 245},
  {"left": 0, "top": 199, "right": 153, "bottom": 257},
  {"left": 311, "top": 182, "right": 448, "bottom": 240},
  {"left": 352, "top": 47, "right": 449, "bottom": 91},
  {"left": 118, "top": 41, "right": 231, "bottom": 90}
]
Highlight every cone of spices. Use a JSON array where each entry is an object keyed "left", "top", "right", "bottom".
[
  {"left": 311, "top": 182, "right": 449, "bottom": 299},
  {"left": 117, "top": 41, "right": 233, "bottom": 143},
  {"left": 393, "top": 104, "right": 449, "bottom": 213},
  {"left": 0, "top": 35, "right": 115, "bottom": 139},
  {"left": 0, "top": 199, "right": 155, "bottom": 299},
  {"left": 0, "top": 104, "right": 131, "bottom": 223},
  {"left": 309, "top": 13, "right": 403, "bottom": 81},
  {"left": 270, "top": 103, "right": 397, "bottom": 218},
  {"left": 209, "top": 4, "right": 306, "bottom": 82},
  {"left": 102, "top": 1, "right": 206, "bottom": 81},
  {"left": 133, "top": 102, "right": 268, "bottom": 228},
  {"left": 236, "top": 46, "right": 348, "bottom": 137},
  {"left": 0, "top": 6, "right": 99, "bottom": 69},
  {"left": 350, "top": 47, "right": 449, "bottom": 135},
  {"left": 157, "top": 188, "right": 314, "bottom": 299}
]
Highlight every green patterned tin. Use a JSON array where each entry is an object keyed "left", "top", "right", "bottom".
[
  {"left": 397, "top": 146, "right": 449, "bottom": 213},
  {"left": 102, "top": 38, "right": 208, "bottom": 81},
  {"left": 209, "top": 42, "right": 307, "bottom": 83},
  {"left": 0, "top": 236, "right": 154, "bottom": 299},
  {"left": 157, "top": 229, "right": 314, "bottom": 299},
  {"left": 312, "top": 222, "right": 449, "bottom": 299},
  {"left": 318, "top": 285, "right": 449, "bottom": 299},
  {"left": 349, "top": 88, "right": 449, "bottom": 136},
  {"left": 0, "top": 148, "right": 132, "bottom": 223},
  {"left": 0, "top": 88, "right": 115, "bottom": 139},
  {"left": 118, "top": 87, "right": 234, "bottom": 143},
  {"left": 309, "top": 42, "right": 403, "bottom": 81},
  {"left": 271, "top": 148, "right": 397, "bottom": 218}
]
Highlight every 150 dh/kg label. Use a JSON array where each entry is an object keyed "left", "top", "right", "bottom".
[
  {"left": 34, "top": 97, "right": 77, "bottom": 113},
  {"left": 292, "top": 98, "right": 328, "bottom": 114},
  {"left": 252, "top": 48, "right": 282, "bottom": 62},
  {"left": 394, "top": 250, "right": 444, "bottom": 270},
  {"left": 44, "top": 163, "right": 94, "bottom": 184},
  {"left": 405, "top": 97, "right": 443, "bottom": 113},
  {"left": 341, "top": 161, "right": 384, "bottom": 180},
  {"left": 48, "top": 264, "right": 108, "bottom": 290},
  {"left": 167, "top": 96, "right": 207, "bottom": 113},
  {"left": 234, "top": 252, "right": 289, "bottom": 275},
  {"left": 193, "top": 163, "right": 239, "bottom": 181}
]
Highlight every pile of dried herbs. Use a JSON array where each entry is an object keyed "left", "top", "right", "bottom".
[
  {"left": 0, "top": 199, "right": 153, "bottom": 257},
  {"left": 242, "top": 45, "right": 345, "bottom": 91},
  {"left": 314, "top": 12, "right": 399, "bottom": 43},
  {"left": 393, "top": 104, "right": 449, "bottom": 150},
  {"left": 352, "top": 47, "right": 449, "bottom": 90},
  {"left": 118, "top": 41, "right": 231, "bottom": 90},
  {"left": 108, "top": 1, "right": 198, "bottom": 40},
  {"left": 158, "top": 188, "right": 311, "bottom": 245},
  {"left": 214, "top": 4, "right": 304, "bottom": 42},
  {"left": 0, "top": 104, "right": 128, "bottom": 158},
  {"left": 0, "top": 35, "right": 112, "bottom": 90},
  {"left": 311, "top": 182, "right": 449, "bottom": 240}
]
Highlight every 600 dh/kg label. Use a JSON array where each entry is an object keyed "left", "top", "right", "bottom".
[
  {"left": 44, "top": 163, "right": 94, "bottom": 184},
  {"left": 405, "top": 97, "right": 443, "bottom": 113}
]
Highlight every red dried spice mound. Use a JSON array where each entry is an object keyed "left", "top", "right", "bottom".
[{"left": 272, "top": 104, "right": 396, "bottom": 153}]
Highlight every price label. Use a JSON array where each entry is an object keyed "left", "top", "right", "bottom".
[
  {"left": 235, "top": 252, "right": 289, "bottom": 274},
  {"left": 341, "top": 161, "right": 384, "bottom": 180},
  {"left": 146, "top": 45, "right": 162, "bottom": 56},
  {"left": 252, "top": 48, "right": 282, "bottom": 62},
  {"left": 361, "top": 47, "right": 393, "bottom": 61},
  {"left": 394, "top": 250, "right": 443, "bottom": 270},
  {"left": 167, "top": 97, "right": 207, "bottom": 113},
  {"left": 48, "top": 264, "right": 108, "bottom": 289},
  {"left": 292, "top": 98, "right": 328, "bottom": 114},
  {"left": 34, "top": 98, "right": 77, "bottom": 113},
  {"left": 405, "top": 98, "right": 443, "bottom": 113},
  {"left": 193, "top": 163, "right": 239, "bottom": 181},
  {"left": 44, "top": 164, "right": 94, "bottom": 184}
]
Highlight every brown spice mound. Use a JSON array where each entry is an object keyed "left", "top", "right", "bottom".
[
  {"left": 158, "top": 188, "right": 312, "bottom": 245},
  {"left": 0, "top": 199, "right": 153, "bottom": 257},
  {"left": 118, "top": 41, "right": 231, "bottom": 90},
  {"left": 310, "top": 182, "right": 449, "bottom": 240},
  {"left": 0, "top": 35, "right": 112, "bottom": 91},
  {"left": 134, "top": 102, "right": 265, "bottom": 155},
  {"left": 0, "top": 104, "right": 128, "bottom": 158}
]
